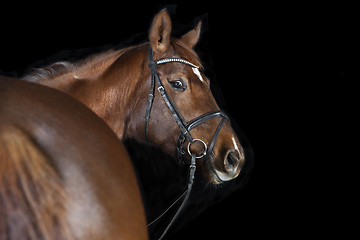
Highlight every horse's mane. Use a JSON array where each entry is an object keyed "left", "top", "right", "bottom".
[
  {"left": 23, "top": 48, "right": 130, "bottom": 82},
  {"left": 0, "top": 126, "right": 73, "bottom": 239},
  {"left": 23, "top": 39, "right": 202, "bottom": 83},
  {"left": 23, "top": 61, "right": 74, "bottom": 82}
]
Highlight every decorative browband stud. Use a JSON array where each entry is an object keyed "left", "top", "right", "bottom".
[{"left": 155, "top": 58, "right": 199, "bottom": 69}]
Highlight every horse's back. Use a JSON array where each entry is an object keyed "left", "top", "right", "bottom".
[{"left": 0, "top": 76, "right": 148, "bottom": 239}]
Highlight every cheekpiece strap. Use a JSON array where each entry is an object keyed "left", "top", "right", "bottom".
[{"left": 147, "top": 45, "right": 193, "bottom": 142}]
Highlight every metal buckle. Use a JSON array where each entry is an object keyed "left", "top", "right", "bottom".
[
  {"left": 187, "top": 139, "right": 207, "bottom": 159},
  {"left": 157, "top": 86, "right": 164, "bottom": 92}
]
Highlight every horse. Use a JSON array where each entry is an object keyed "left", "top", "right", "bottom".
[
  {"left": 0, "top": 76, "right": 148, "bottom": 239},
  {"left": 23, "top": 9, "right": 249, "bottom": 238}
]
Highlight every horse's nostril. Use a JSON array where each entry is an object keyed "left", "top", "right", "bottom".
[{"left": 224, "top": 151, "right": 240, "bottom": 172}]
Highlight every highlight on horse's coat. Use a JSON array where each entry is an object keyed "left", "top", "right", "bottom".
[
  {"left": 23, "top": 9, "right": 246, "bottom": 185},
  {"left": 0, "top": 76, "right": 148, "bottom": 239},
  {"left": 0, "top": 126, "right": 73, "bottom": 240}
]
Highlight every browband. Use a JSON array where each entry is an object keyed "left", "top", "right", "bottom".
[{"left": 155, "top": 58, "right": 199, "bottom": 69}]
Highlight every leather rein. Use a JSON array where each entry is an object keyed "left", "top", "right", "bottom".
[{"left": 145, "top": 45, "right": 229, "bottom": 239}]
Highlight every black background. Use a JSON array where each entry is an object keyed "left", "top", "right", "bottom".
[{"left": 0, "top": 2, "right": 355, "bottom": 239}]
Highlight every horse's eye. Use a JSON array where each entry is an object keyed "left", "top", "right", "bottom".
[{"left": 169, "top": 79, "right": 186, "bottom": 91}]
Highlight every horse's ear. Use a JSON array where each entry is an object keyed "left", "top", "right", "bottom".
[
  {"left": 149, "top": 9, "right": 172, "bottom": 53},
  {"left": 180, "top": 21, "right": 202, "bottom": 49}
]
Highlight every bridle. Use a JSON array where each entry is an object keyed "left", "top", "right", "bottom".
[
  {"left": 145, "top": 45, "right": 229, "bottom": 160},
  {"left": 145, "top": 45, "right": 229, "bottom": 239}
]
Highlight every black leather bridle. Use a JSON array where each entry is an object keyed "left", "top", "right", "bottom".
[
  {"left": 145, "top": 45, "right": 229, "bottom": 239},
  {"left": 145, "top": 45, "right": 229, "bottom": 159}
]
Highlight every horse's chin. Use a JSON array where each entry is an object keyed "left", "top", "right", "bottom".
[
  {"left": 202, "top": 156, "right": 225, "bottom": 185},
  {"left": 208, "top": 170, "right": 224, "bottom": 184},
  {"left": 203, "top": 155, "right": 240, "bottom": 185}
]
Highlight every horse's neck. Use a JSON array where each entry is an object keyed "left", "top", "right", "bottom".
[{"left": 39, "top": 45, "right": 148, "bottom": 140}]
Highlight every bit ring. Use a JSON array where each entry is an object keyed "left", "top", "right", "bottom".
[{"left": 187, "top": 139, "right": 207, "bottom": 159}]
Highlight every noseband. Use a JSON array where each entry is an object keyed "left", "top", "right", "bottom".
[
  {"left": 145, "top": 45, "right": 229, "bottom": 159},
  {"left": 145, "top": 45, "right": 230, "bottom": 239}
]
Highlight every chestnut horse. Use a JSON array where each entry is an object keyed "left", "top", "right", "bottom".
[
  {"left": 24, "top": 9, "right": 245, "bottom": 185},
  {"left": 0, "top": 76, "right": 148, "bottom": 239},
  {"left": 23, "top": 9, "right": 248, "bottom": 238}
]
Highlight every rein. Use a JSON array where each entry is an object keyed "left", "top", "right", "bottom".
[{"left": 145, "top": 45, "right": 229, "bottom": 239}]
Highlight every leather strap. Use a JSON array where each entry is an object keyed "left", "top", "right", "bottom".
[
  {"left": 186, "top": 110, "right": 228, "bottom": 132},
  {"left": 145, "top": 45, "right": 231, "bottom": 239},
  {"left": 157, "top": 153, "right": 196, "bottom": 240},
  {"left": 207, "top": 117, "right": 227, "bottom": 156},
  {"left": 146, "top": 46, "right": 193, "bottom": 142},
  {"left": 145, "top": 45, "right": 229, "bottom": 148},
  {"left": 144, "top": 65, "right": 155, "bottom": 141}
]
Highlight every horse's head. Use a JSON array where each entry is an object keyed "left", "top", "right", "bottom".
[{"left": 132, "top": 10, "right": 245, "bottom": 184}]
